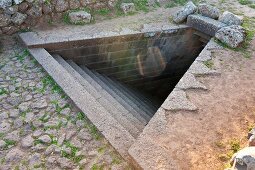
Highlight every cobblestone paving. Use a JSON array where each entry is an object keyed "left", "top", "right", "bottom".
[{"left": 0, "top": 36, "right": 130, "bottom": 170}]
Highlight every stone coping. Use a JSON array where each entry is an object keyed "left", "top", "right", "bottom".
[{"left": 19, "top": 24, "right": 190, "bottom": 50}]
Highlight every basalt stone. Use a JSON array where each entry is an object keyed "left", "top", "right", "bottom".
[
  {"left": 187, "top": 14, "right": 226, "bottom": 36},
  {"left": 68, "top": 11, "right": 91, "bottom": 24},
  {"left": 26, "top": 5, "right": 42, "bottom": 18},
  {"left": 215, "top": 25, "right": 246, "bottom": 48},
  {"left": 69, "top": 0, "right": 80, "bottom": 9},
  {"left": 0, "top": 14, "right": 11, "bottom": 27},
  {"left": 0, "top": 0, "right": 12, "bottom": 9},
  {"left": 173, "top": 1, "right": 197, "bottom": 24},
  {"left": 231, "top": 147, "right": 255, "bottom": 170},
  {"left": 55, "top": 0, "right": 69, "bottom": 12},
  {"left": 219, "top": 11, "right": 243, "bottom": 26},
  {"left": 18, "top": 2, "right": 29, "bottom": 12},
  {"left": 42, "top": 3, "right": 53, "bottom": 14},
  {"left": 4, "top": 6, "right": 18, "bottom": 15},
  {"left": 11, "top": 12, "right": 27, "bottom": 25},
  {"left": 120, "top": 3, "right": 135, "bottom": 14},
  {"left": 198, "top": 3, "right": 220, "bottom": 19}
]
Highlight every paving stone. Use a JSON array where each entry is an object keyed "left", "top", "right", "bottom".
[
  {"left": 57, "top": 157, "right": 74, "bottom": 169},
  {"left": 13, "top": 118, "right": 23, "bottom": 128},
  {"left": 0, "top": 121, "right": 11, "bottom": 133},
  {"left": 9, "top": 109, "right": 19, "bottom": 118},
  {"left": 28, "top": 153, "right": 41, "bottom": 167},
  {"left": 0, "top": 140, "right": 6, "bottom": 150},
  {"left": 4, "top": 130, "right": 20, "bottom": 142},
  {"left": 162, "top": 89, "right": 197, "bottom": 111},
  {"left": 5, "top": 148, "right": 25, "bottom": 163},
  {"left": 32, "top": 99, "right": 47, "bottom": 109},
  {"left": 0, "top": 112, "right": 9, "bottom": 120},
  {"left": 38, "top": 135, "right": 52, "bottom": 144},
  {"left": 21, "top": 135, "right": 34, "bottom": 148},
  {"left": 57, "top": 133, "right": 65, "bottom": 146},
  {"left": 78, "top": 128, "right": 92, "bottom": 141},
  {"left": 33, "top": 129, "right": 43, "bottom": 138},
  {"left": 60, "top": 107, "right": 71, "bottom": 116}
]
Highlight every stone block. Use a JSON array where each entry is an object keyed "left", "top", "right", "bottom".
[{"left": 187, "top": 14, "right": 226, "bottom": 36}]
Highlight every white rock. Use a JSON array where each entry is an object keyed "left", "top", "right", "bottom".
[
  {"left": 68, "top": 11, "right": 91, "bottom": 24},
  {"left": 173, "top": 1, "right": 197, "bottom": 23},
  {"left": 215, "top": 25, "right": 246, "bottom": 48},
  {"left": 120, "top": 3, "right": 135, "bottom": 14},
  {"left": 219, "top": 11, "right": 243, "bottom": 26}
]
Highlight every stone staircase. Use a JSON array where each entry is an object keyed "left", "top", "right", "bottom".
[{"left": 54, "top": 55, "right": 157, "bottom": 139}]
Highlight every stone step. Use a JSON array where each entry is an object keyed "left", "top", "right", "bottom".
[
  {"left": 103, "top": 75, "right": 156, "bottom": 117},
  {"left": 68, "top": 61, "right": 146, "bottom": 131},
  {"left": 89, "top": 69, "right": 151, "bottom": 123},
  {"left": 29, "top": 48, "right": 135, "bottom": 160},
  {"left": 54, "top": 56, "right": 142, "bottom": 138}
]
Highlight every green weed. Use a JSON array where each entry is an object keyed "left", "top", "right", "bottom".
[
  {"left": 0, "top": 88, "right": 8, "bottom": 95},
  {"left": 3, "top": 139, "right": 16, "bottom": 149},
  {"left": 203, "top": 60, "right": 214, "bottom": 68},
  {"left": 16, "top": 49, "right": 30, "bottom": 62}
]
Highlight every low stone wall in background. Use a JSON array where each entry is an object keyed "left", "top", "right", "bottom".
[{"left": 0, "top": 0, "right": 116, "bottom": 35}]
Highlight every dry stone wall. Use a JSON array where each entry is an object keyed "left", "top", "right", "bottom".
[{"left": 0, "top": 0, "right": 116, "bottom": 35}]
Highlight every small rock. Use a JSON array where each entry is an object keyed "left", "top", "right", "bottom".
[
  {"left": 32, "top": 99, "right": 47, "bottom": 109},
  {"left": 68, "top": 11, "right": 91, "bottom": 24},
  {"left": 24, "top": 112, "right": 34, "bottom": 123},
  {"left": 9, "top": 109, "right": 19, "bottom": 118},
  {"left": 57, "top": 157, "right": 74, "bottom": 169},
  {"left": 173, "top": 1, "right": 197, "bottom": 23},
  {"left": 66, "top": 130, "right": 76, "bottom": 140},
  {"left": 55, "top": 0, "right": 69, "bottom": 12},
  {"left": 76, "top": 120, "right": 85, "bottom": 128},
  {"left": 29, "top": 153, "right": 41, "bottom": 167},
  {"left": 62, "top": 145, "right": 72, "bottom": 154},
  {"left": 26, "top": 5, "right": 42, "bottom": 18},
  {"left": 21, "top": 135, "right": 34, "bottom": 148},
  {"left": 0, "top": 112, "right": 9, "bottom": 120},
  {"left": 0, "top": 121, "right": 11, "bottom": 133},
  {"left": 38, "top": 135, "right": 52, "bottom": 144},
  {"left": 18, "top": 102, "right": 31, "bottom": 112},
  {"left": 5, "top": 6, "right": 18, "bottom": 15},
  {"left": 0, "top": 14, "right": 11, "bottom": 28},
  {"left": 57, "top": 133, "right": 66, "bottom": 146},
  {"left": 33, "top": 129, "right": 43, "bottom": 137},
  {"left": 215, "top": 25, "right": 246, "bottom": 48},
  {"left": 31, "top": 143, "right": 46, "bottom": 152},
  {"left": 0, "top": 140, "right": 6, "bottom": 150},
  {"left": 5, "top": 148, "right": 25, "bottom": 163},
  {"left": 79, "top": 158, "right": 88, "bottom": 166},
  {"left": 78, "top": 129, "right": 92, "bottom": 141},
  {"left": 120, "top": 3, "right": 135, "bottom": 14},
  {"left": 11, "top": 12, "right": 27, "bottom": 25},
  {"left": 4, "top": 130, "right": 20, "bottom": 142},
  {"left": 198, "top": 3, "right": 220, "bottom": 19},
  {"left": 13, "top": 118, "right": 23, "bottom": 128},
  {"left": 219, "top": 11, "right": 243, "bottom": 26},
  {"left": 32, "top": 120, "right": 43, "bottom": 128},
  {"left": 0, "top": 0, "right": 12, "bottom": 8},
  {"left": 60, "top": 107, "right": 71, "bottom": 116}
]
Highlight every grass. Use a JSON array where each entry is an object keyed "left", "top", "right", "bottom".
[
  {"left": 61, "top": 141, "right": 83, "bottom": 163},
  {"left": 16, "top": 49, "right": 30, "bottom": 62},
  {"left": 94, "top": 8, "right": 111, "bottom": 16},
  {"left": 76, "top": 112, "right": 101, "bottom": 140},
  {"left": 239, "top": 0, "right": 251, "bottom": 5},
  {"left": 203, "top": 60, "right": 214, "bottom": 68},
  {"left": 91, "top": 164, "right": 104, "bottom": 170},
  {"left": 0, "top": 88, "right": 8, "bottom": 95},
  {"left": 41, "top": 75, "right": 64, "bottom": 94},
  {"left": 3, "top": 139, "right": 16, "bottom": 149}
]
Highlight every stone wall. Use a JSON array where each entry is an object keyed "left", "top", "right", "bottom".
[{"left": 0, "top": 0, "right": 116, "bottom": 35}]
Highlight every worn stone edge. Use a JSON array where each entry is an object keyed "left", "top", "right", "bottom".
[
  {"left": 18, "top": 24, "right": 190, "bottom": 48},
  {"left": 28, "top": 48, "right": 137, "bottom": 164},
  {"left": 128, "top": 38, "right": 222, "bottom": 169}
]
